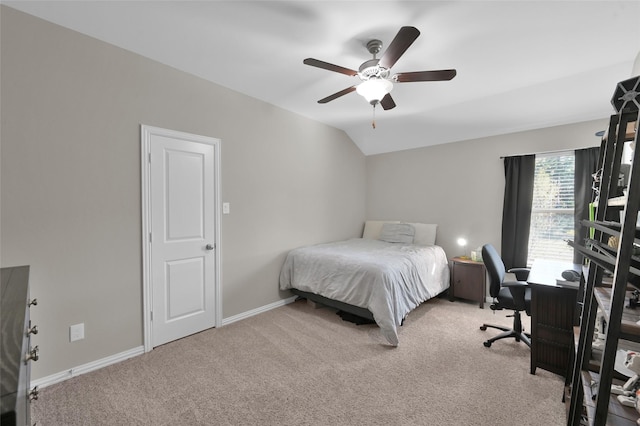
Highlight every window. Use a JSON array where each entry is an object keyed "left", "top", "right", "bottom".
[{"left": 527, "top": 152, "right": 575, "bottom": 265}]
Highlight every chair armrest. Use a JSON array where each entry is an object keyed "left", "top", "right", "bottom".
[
  {"left": 508, "top": 267, "right": 531, "bottom": 281},
  {"left": 503, "top": 281, "right": 528, "bottom": 312}
]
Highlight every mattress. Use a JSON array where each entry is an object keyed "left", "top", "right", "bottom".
[{"left": 279, "top": 238, "right": 450, "bottom": 345}]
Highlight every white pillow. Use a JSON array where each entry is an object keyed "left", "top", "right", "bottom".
[
  {"left": 362, "top": 220, "right": 399, "bottom": 239},
  {"left": 362, "top": 220, "right": 437, "bottom": 245},
  {"left": 407, "top": 223, "right": 438, "bottom": 246},
  {"left": 379, "top": 223, "right": 415, "bottom": 244}
]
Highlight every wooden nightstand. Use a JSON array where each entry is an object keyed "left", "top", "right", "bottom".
[{"left": 449, "top": 257, "right": 486, "bottom": 308}]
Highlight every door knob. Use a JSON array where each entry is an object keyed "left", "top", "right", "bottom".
[{"left": 205, "top": 244, "right": 215, "bottom": 251}]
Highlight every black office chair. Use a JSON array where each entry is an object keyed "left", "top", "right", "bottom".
[{"left": 480, "top": 244, "right": 532, "bottom": 348}]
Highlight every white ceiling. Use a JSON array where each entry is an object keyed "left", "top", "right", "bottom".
[{"left": 4, "top": 1, "right": 640, "bottom": 155}]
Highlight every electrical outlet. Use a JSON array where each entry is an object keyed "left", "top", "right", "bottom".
[{"left": 70, "top": 323, "right": 84, "bottom": 342}]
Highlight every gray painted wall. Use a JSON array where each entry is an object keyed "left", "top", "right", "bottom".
[
  {"left": 1, "top": 7, "right": 366, "bottom": 379},
  {"left": 366, "top": 120, "right": 606, "bottom": 259},
  {"left": 1, "top": 6, "right": 613, "bottom": 382}
]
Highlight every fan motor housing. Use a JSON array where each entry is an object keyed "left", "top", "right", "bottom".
[
  {"left": 366, "top": 39, "right": 383, "bottom": 55},
  {"left": 359, "top": 59, "right": 389, "bottom": 80}
]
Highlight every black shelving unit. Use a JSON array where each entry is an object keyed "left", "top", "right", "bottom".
[{"left": 566, "top": 93, "right": 640, "bottom": 425}]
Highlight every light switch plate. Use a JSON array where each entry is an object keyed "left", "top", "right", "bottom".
[{"left": 222, "top": 202, "right": 230, "bottom": 214}]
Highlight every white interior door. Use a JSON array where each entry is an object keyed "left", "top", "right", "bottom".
[{"left": 142, "top": 126, "right": 220, "bottom": 349}]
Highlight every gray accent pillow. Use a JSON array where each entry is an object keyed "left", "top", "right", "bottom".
[{"left": 379, "top": 223, "right": 415, "bottom": 244}]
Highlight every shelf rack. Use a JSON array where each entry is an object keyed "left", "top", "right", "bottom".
[{"left": 567, "top": 106, "right": 640, "bottom": 425}]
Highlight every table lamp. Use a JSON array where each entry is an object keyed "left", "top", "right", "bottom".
[{"left": 457, "top": 237, "right": 470, "bottom": 260}]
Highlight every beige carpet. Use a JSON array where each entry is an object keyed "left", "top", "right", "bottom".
[{"left": 32, "top": 297, "right": 565, "bottom": 425}]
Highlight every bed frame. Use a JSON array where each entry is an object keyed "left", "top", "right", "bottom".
[
  {"left": 285, "top": 221, "right": 446, "bottom": 339},
  {"left": 290, "top": 288, "right": 375, "bottom": 321},
  {"left": 291, "top": 287, "right": 449, "bottom": 325}
]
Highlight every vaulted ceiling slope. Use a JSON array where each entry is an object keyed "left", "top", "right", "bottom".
[{"left": 4, "top": 1, "right": 640, "bottom": 155}]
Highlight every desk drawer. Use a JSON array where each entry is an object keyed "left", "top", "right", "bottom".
[{"left": 530, "top": 282, "right": 578, "bottom": 377}]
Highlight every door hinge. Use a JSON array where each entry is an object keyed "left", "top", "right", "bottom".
[
  {"left": 149, "top": 232, "right": 152, "bottom": 243},
  {"left": 148, "top": 153, "right": 152, "bottom": 163},
  {"left": 150, "top": 311, "right": 153, "bottom": 321}
]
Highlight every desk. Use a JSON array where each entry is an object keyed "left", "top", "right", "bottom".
[{"left": 528, "top": 259, "right": 581, "bottom": 376}]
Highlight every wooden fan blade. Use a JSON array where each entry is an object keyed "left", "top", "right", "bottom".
[
  {"left": 318, "top": 86, "right": 357, "bottom": 103},
  {"left": 380, "top": 93, "right": 396, "bottom": 110},
  {"left": 378, "top": 26, "right": 420, "bottom": 70},
  {"left": 395, "top": 69, "right": 457, "bottom": 83},
  {"left": 303, "top": 58, "right": 358, "bottom": 76}
]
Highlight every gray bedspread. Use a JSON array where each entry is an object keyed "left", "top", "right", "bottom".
[{"left": 279, "top": 238, "right": 450, "bottom": 345}]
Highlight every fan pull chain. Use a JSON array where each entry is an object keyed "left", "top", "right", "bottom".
[{"left": 372, "top": 104, "right": 376, "bottom": 129}]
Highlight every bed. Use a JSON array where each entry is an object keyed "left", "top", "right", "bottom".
[{"left": 279, "top": 221, "right": 450, "bottom": 346}]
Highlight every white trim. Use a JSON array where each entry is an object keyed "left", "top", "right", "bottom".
[
  {"left": 222, "top": 296, "right": 297, "bottom": 326},
  {"left": 31, "top": 346, "right": 144, "bottom": 389},
  {"left": 140, "top": 125, "right": 222, "bottom": 352},
  {"left": 213, "top": 137, "right": 222, "bottom": 329},
  {"left": 141, "top": 125, "right": 151, "bottom": 352},
  {"left": 30, "top": 298, "right": 297, "bottom": 388}
]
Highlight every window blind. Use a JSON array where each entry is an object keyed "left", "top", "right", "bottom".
[{"left": 527, "top": 152, "right": 575, "bottom": 265}]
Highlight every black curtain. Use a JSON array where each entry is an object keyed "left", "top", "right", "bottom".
[
  {"left": 501, "top": 155, "right": 535, "bottom": 269},
  {"left": 574, "top": 147, "right": 600, "bottom": 264}
]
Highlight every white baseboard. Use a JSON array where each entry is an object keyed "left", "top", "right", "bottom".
[
  {"left": 31, "top": 345, "right": 144, "bottom": 389},
  {"left": 222, "top": 295, "right": 297, "bottom": 326},
  {"left": 32, "top": 297, "right": 298, "bottom": 388}
]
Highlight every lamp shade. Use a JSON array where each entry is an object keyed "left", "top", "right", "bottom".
[{"left": 356, "top": 78, "right": 393, "bottom": 104}]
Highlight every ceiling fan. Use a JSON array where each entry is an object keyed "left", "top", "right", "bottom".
[{"left": 304, "top": 26, "right": 457, "bottom": 112}]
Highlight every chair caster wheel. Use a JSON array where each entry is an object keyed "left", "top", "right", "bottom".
[
  {"left": 483, "top": 341, "right": 492, "bottom": 347},
  {"left": 480, "top": 325, "right": 487, "bottom": 331}
]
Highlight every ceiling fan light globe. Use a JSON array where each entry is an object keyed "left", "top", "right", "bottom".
[{"left": 356, "top": 79, "right": 393, "bottom": 104}]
